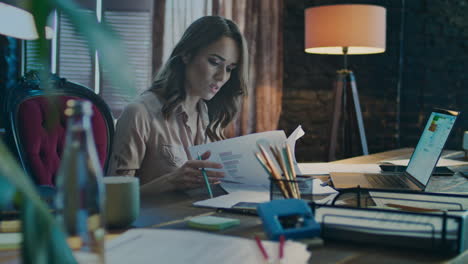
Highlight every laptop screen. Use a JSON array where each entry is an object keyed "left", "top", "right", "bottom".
[{"left": 406, "top": 111, "right": 459, "bottom": 186}]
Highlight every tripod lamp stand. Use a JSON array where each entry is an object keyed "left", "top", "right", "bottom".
[{"left": 305, "top": 4, "right": 386, "bottom": 161}]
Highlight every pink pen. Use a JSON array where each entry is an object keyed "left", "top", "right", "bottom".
[
  {"left": 279, "top": 235, "right": 285, "bottom": 264},
  {"left": 255, "top": 236, "right": 270, "bottom": 263}
]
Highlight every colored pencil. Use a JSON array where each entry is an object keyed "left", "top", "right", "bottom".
[
  {"left": 284, "top": 144, "right": 301, "bottom": 198},
  {"left": 270, "top": 145, "right": 296, "bottom": 198},
  {"left": 257, "top": 144, "right": 290, "bottom": 198}
]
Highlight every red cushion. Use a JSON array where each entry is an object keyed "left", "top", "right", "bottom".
[{"left": 17, "top": 96, "right": 108, "bottom": 186}]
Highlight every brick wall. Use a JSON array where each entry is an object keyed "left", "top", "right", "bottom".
[{"left": 280, "top": 0, "right": 468, "bottom": 162}]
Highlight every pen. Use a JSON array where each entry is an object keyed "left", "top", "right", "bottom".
[
  {"left": 254, "top": 236, "right": 270, "bottom": 263},
  {"left": 198, "top": 151, "right": 213, "bottom": 198},
  {"left": 320, "top": 179, "right": 331, "bottom": 186}
]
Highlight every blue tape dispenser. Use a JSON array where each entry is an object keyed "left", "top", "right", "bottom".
[{"left": 257, "top": 199, "right": 320, "bottom": 241}]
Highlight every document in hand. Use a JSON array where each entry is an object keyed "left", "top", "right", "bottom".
[
  {"left": 189, "top": 128, "right": 303, "bottom": 185},
  {"left": 106, "top": 229, "right": 311, "bottom": 264}
]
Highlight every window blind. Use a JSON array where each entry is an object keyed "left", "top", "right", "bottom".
[
  {"left": 57, "top": 10, "right": 95, "bottom": 90},
  {"left": 23, "top": 4, "right": 153, "bottom": 118},
  {"left": 101, "top": 11, "right": 153, "bottom": 118},
  {"left": 24, "top": 40, "right": 43, "bottom": 72}
]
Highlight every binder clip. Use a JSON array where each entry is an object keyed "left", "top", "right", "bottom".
[{"left": 257, "top": 199, "right": 320, "bottom": 241}]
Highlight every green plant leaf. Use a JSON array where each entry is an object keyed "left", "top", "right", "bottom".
[
  {"left": 0, "top": 177, "right": 15, "bottom": 209},
  {"left": 4, "top": 1, "right": 138, "bottom": 262},
  {"left": 21, "top": 198, "right": 77, "bottom": 264},
  {"left": 0, "top": 140, "right": 77, "bottom": 263}
]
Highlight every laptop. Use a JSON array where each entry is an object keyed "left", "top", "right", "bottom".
[{"left": 330, "top": 109, "right": 460, "bottom": 191}]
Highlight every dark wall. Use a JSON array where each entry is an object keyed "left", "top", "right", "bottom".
[{"left": 280, "top": 0, "right": 468, "bottom": 162}]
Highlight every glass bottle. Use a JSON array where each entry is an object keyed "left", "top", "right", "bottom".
[{"left": 55, "top": 99, "right": 106, "bottom": 264}]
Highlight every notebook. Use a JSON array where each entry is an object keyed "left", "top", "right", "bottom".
[{"left": 330, "top": 109, "right": 460, "bottom": 190}]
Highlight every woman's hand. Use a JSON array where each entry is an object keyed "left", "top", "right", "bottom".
[{"left": 170, "top": 151, "right": 225, "bottom": 190}]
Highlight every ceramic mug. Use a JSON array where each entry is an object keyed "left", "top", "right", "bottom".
[
  {"left": 463, "top": 131, "right": 468, "bottom": 160},
  {"left": 103, "top": 176, "right": 140, "bottom": 229}
]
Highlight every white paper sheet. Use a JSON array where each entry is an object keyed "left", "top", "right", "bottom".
[
  {"left": 286, "top": 125, "right": 305, "bottom": 164},
  {"left": 106, "top": 229, "right": 311, "bottom": 264},
  {"left": 189, "top": 129, "right": 302, "bottom": 185},
  {"left": 369, "top": 191, "right": 468, "bottom": 210},
  {"left": 195, "top": 179, "right": 337, "bottom": 209},
  {"left": 221, "top": 178, "right": 337, "bottom": 195},
  {"left": 298, "top": 163, "right": 382, "bottom": 175},
  {"left": 379, "top": 158, "right": 468, "bottom": 167},
  {"left": 193, "top": 190, "right": 270, "bottom": 209},
  {"left": 312, "top": 178, "right": 338, "bottom": 195},
  {"left": 220, "top": 181, "right": 269, "bottom": 193}
]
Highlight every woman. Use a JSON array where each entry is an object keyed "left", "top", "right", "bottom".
[{"left": 107, "top": 16, "right": 249, "bottom": 193}]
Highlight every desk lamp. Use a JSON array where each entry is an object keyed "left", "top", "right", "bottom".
[{"left": 305, "top": 4, "right": 386, "bottom": 161}]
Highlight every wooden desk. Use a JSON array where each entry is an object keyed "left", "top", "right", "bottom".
[
  {"left": 2, "top": 148, "right": 467, "bottom": 263},
  {"left": 132, "top": 148, "right": 468, "bottom": 264}
]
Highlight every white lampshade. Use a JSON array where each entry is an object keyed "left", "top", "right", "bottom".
[
  {"left": 463, "top": 131, "right": 468, "bottom": 151},
  {"left": 305, "top": 4, "right": 386, "bottom": 55},
  {"left": 0, "top": 1, "right": 53, "bottom": 40}
]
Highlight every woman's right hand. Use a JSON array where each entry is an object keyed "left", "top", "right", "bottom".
[{"left": 169, "top": 151, "right": 225, "bottom": 190}]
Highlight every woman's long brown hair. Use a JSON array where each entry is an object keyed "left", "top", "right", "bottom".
[{"left": 149, "top": 16, "right": 249, "bottom": 141}]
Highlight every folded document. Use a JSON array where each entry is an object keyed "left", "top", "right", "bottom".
[{"left": 189, "top": 127, "right": 304, "bottom": 186}]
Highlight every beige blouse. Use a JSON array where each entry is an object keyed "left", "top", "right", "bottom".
[{"left": 107, "top": 91, "right": 210, "bottom": 186}]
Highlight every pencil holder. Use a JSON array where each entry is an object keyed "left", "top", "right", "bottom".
[{"left": 270, "top": 177, "right": 313, "bottom": 201}]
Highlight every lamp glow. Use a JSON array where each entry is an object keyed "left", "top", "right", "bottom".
[{"left": 305, "top": 4, "right": 386, "bottom": 55}]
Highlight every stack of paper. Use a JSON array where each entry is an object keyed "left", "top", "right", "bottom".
[
  {"left": 298, "top": 163, "right": 382, "bottom": 175},
  {"left": 379, "top": 158, "right": 468, "bottom": 167},
  {"left": 106, "top": 229, "right": 311, "bottom": 264},
  {"left": 194, "top": 178, "right": 337, "bottom": 209}
]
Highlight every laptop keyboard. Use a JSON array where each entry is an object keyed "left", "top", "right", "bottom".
[{"left": 365, "top": 173, "right": 408, "bottom": 188}]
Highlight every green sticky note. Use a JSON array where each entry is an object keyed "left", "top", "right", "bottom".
[{"left": 187, "top": 216, "right": 240, "bottom": 231}]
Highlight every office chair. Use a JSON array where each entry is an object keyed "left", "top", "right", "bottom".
[{"left": 3, "top": 71, "right": 114, "bottom": 195}]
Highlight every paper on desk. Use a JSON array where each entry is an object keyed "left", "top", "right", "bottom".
[
  {"left": 106, "top": 229, "right": 311, "bottom": 264},
  {"left": 220, "top": 181, "right": 269, "bottom": 193},
  {"left": 286, "top": 125, "right": 305, "bottom": 164},
  {"left": 298, "top": 163, "right": 382, "bottom": 175},
  {"left": 221, "top": 178, "right": 337, "bottom": 195},
  {"left": 379, "top": 158, "right": 468, "bottom": 167},
  {"left": 189, "top": 127, "right": 303, "bottom": 185},
  {"left": 312, "top": 178, "right": 338, "bottom": 195},
  {"left": 370, "top": 191, "right": 468, "bottom": 211},
  {"left": 195, "top": 179, "right": 337, "bottom": 209},
  {"left": 193, "top": 190, "right": 270, "bottom": 209}
]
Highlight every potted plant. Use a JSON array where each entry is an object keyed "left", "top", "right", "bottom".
[{"left": 0, "top": 0, "right": 135, "bottom": 262}]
